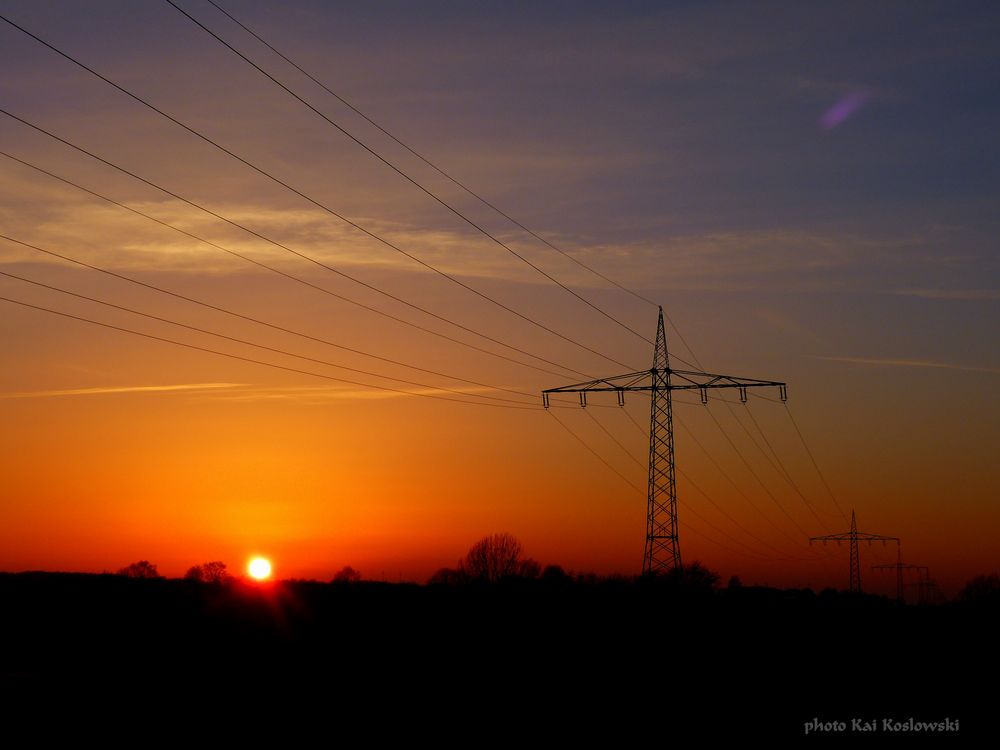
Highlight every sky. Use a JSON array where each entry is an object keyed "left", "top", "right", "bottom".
[{"left": 1, "top": 0, "right": 997, "bottom": 595}]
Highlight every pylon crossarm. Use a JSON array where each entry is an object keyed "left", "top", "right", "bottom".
[
  {"left": 542, "top": 370, "right": 787, "bottom": 407},
  {"left": 541, "top": 370, "right": 786, "bottom": 395},
  {"left": 668, "top": 369, "right": 786, "bottom": 390},
  {"left": 542, "top": 371, "right": 651, "bottom": 394},
  {"left": 541, "top": 306, "right": 788, "bottom": 575}
]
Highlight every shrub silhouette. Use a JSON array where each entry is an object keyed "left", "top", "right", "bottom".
[
  {"left": 117, "top": 560, "right": 160, "bottom": 579},
  {"left": 461, "top": 533, "right": 531, "bottom": 582},
  {"left": 516, "top": 558, "right": 541, "bottom": 579},
  {"left": 641, "top": 561, "right": 720, "bottom": 590},
  {"left": 428, "top": 567, "right": 465, "bottom": 585},
  {"left": 959, "top": 572, "right": 1000, "bottom": 605},
  {"left": 541, "top": 564, "right": 569, "bottom": 583},
  {"left": 332, "top": 565, "right": 362, "bottom": 583},
  {"left": 185, "top": 561, "right": 228, "bottom": 584}
]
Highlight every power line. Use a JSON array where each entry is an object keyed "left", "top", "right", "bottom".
[
  {"left": 0, "top": 267, "right": 537, "bottom": 407},
  {"left": 584, "top": 409, "right": 815, "bottom": 562},
  {"left": 0, "top": 5, "right": 851, "bottom": 576},
  {"left": 0, "top": 228, "right": 593, "bottom": 412},
  {"left": 676, "top": 466, "right": 817, "bottom": 562},
  {"left": 738, "top": 402, "right": 836, "bottom": 527},
  {"left": 641, "top": 287, "right": 847, "bottom": 531},
  {"left": 748, "top": 390, "right": 786, "bottom": 404},
  {"left": 701, "top": 404, "right": 812, "bottom": 539},
  {"left": 678, "top": 466, "right": 822, "bottom": 563},
  {"left": 672, "top": 412, "right": 806, "bottom": 548},
  {"left": 542, "top": 306, "right": 797, "bottom": 574},
  {"left": 202, "top": 0, "right": 659, "bottom": 312},
  {"left": 547, "top": 410, "right": 642, "bottom": 493},
  {"left": 166, "top": 0, "right": 653, "bottom": 346},
  {"left": 784, "top": 402, "right": 850, "bottom": 524},
  {"left": 0, "top": 157, "right": 563, "bottom": 399},
  {"left": 0, "top": 119, "right": 586, "bottom": 380},
  {"left": 619, "top": 404, "right": 649, "bottom": 438},
  {"left": 588, "top": 339, "right": 830, "bottom": 546},
  {"left": 618, "top": 368, "right": 834, "bottom": 549},
  {"left": 618, "top": 285, "right": 842, "bottom": 541},
  {"left": 718, "top": 400, "right": 831, "bottom": 533},
  {"left": 0, "top": 234, "right": 585, "bottom": 411},
  {"left": 0, "top": 294, "right": 540, "bottom": 410},
  {"left": 712, "top": 392, "right": 843, "bottom": 527},
  {"left": 0, "top": 13, "right": 638, "bottom": 371},
  {"left": 620, "top": 397, "right": 829, "bottom": 558},
  {"left": 608, "top": 381, "right": 825, "bottom": 556},
  {"left": 547, "top": 410, "right": 785, "bottom": 563},
  {"left": 584, "top": 409, "right": 645, "bottom": 470}
]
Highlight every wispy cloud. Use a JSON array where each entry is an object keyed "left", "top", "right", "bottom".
[
  {"left": 1, "top": 383, "right": 245, "bottom": 399},
  {"left": 813, "top": 356, "right": 1000, "bottom": 375},
  {"left": 1, "top": 381, "right": 512, "bottom": 403},
  {"left": 754, "top": 308, "right": 825, "bottom": 344},
  {"left": 196, "top": 384, "right": 510, "bottom": 405},
  {"left": 568, "top": 228, "right": 867, "bottom": 289},
  {"left": 890, "top": 288, "right": 1000, "bottom": 301}
]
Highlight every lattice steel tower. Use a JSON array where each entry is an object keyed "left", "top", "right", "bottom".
[
  {"left": 543, "top": 307, "right": 787, "bottom": 575},
  {"left": 810, "top": 509, "right": 898, "bottom": 593},
  {"left": 872, "top": 545, "right": 922, "bottom": 603}
]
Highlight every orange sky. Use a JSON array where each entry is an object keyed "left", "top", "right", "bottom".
[{"left": 1, "top": 1, "right": 998, "bottom": 596}]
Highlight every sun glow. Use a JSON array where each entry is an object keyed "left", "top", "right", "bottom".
[{"left": 248, "top": 557, "right": 272, "bottom": 581}]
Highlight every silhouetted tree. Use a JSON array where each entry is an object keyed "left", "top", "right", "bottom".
[
  {"left": 462, "top": 533, "right": 526, "bottom": 582},
  {"left": 185, "top": 561, "right": 228, "bottom": 583},
  {"left": 678, "top": 561, "right": 721, "bottom": 589},
  {"left": 332, "top": 565, "right": 362, "bottom": 583},
  {"left": 641, "top": 561, "right": 720, "bottom": 591},
  {"left": 117, "top": 560, "right": 160, "bottom": 579},
  {"left": 541, "top": 564, "right": 569, "bottom": 583},
  {"left": 202, "top": 561, "right": 228, "bottom": 583},
  {"left": 428, "top": 567, "right": 466, "bottom": 585},
  {"left": 516, "top": 558, "right": 541, "bottom": 579},
  {"left": 959, "top": 573, "right": 1000, "bottom": 604},
  {"left": 727, "top": 575, "right": 743, "bottom": 590}
]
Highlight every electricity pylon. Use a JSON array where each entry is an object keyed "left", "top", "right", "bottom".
[
  {"left": 810, "top": 509, "right": 898, "bottom": 593},
  {"left": 542, "top": 306, "right": 787, "bottom": 575},
  {"left": 872, "top": 545, "right": 922, "bottom": 603},
  {"left": 905, "top": 566, "right": 936, "bottom": 605}
]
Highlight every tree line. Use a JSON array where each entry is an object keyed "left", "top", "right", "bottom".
[{"left": 112, "top": 536, "right": 1000, "bottom": 602}]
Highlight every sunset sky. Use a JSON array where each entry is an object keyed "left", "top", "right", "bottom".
[{"left": 1, "top": 1, "right": 997, "bottom": 594}]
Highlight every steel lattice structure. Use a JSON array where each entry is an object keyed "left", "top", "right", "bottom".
[
  {"left": 810, "top": 509, "right": 898, "bottom": 593},
  {"left": 905, "top": 566, "right": 937, "bottom": 605},
  {"left": 543, "top": 307, "right": 787, "bottom": 575},
  {"left": 871, "top": 545, "right": 924, "bottom": 603}
]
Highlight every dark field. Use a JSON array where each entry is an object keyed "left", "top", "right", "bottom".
[{"left": 1, "top": 572, "right": 993, "bottom": 740}]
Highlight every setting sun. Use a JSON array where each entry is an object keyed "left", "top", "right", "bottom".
[{"left": 248, "top": 557, "right": 272, "bottom": 581}]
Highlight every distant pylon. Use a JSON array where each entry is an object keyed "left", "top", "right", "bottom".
[
  {"left": 543, "top": 307, "right": 787, "bottom": 575},
  {"left": 872, "top": 545, "right": 924, "bottom": 603},
  {"left": 906, "top": 566, "right": 935, "bottom": 605},
  {"left": 811, "top": 509, "right": 898, "bottom": 593},
  {"left": 850, "top": 510, "right": 861, "bottom": 590}
]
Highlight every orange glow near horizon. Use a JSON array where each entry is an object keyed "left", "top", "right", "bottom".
[{"left": 0, "top": 3, "right": 997, "bottom": 601}]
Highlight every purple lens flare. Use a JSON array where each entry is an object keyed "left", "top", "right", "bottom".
[{"left": 820, "top": 91, "right": 871, "bottom": 130}]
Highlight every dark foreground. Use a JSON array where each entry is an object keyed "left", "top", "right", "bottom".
[{"left": 1, "top": 573, "right": 994, "bottom": 741}]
